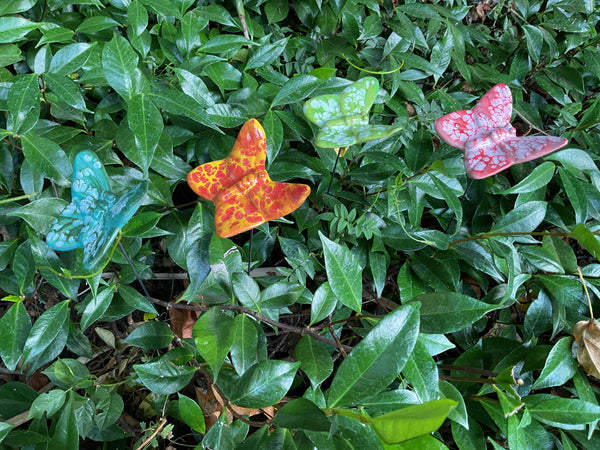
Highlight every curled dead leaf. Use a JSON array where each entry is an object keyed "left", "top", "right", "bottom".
[{"left": 573, "top": 318, "right": 600, "bottom": 379}]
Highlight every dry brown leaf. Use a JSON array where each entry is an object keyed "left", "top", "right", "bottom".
[
  {"left": 573, "top": 319, "right": 600, "bottom": 379},
  {"left": 169, "top": 305, "right": 200, "bottom": 339}
]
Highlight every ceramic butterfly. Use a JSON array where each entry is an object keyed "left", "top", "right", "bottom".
[
  {"left": 46, "top": 151, "right": 147, "bottom": 270},
  {"left": 187, "top": 119, "right": 311, "bottom": 238},
  {"left": 303, "top": 77, "right": 402, "bottom": 148},
  {"left": 434, "top": 83, "right": 568, "bottom": 179}
]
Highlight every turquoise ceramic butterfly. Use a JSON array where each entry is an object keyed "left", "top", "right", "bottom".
[
  {"left": 46, "top": 151, "right": 147, "bottom": 270},
  {"left": 303, "top": 77, "right": 402, "bottom": 148}
]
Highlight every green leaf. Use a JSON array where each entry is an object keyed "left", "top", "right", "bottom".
[
  {"left": 44, "top": 73, "right": 89, "bottom": 112},
  {"left": 8, "top": 73, "right": 39, "bottom": 134},
  {"left": 225, "top": 360, "right": 300, "bottom": 408},
  {"left": 246, "top": 38, "right": 289, "bottom": 71},
  {"left": 319, "top": 231, "right": 362, "bottom": 313},
  {"left": 126, "top": 93, "right": 163, "bottom": 174},
  {"left": 20, "top": 133, "right": 71, "bottom": 186},
  {"left": 532, "top": 337, "right": 578, "bottom": 390},
  {"left": 309, "top": 282, "right": 337, "bottom": 326},
  {"left": 80, "top": 286, "right": 115, "bottom": 331},
  {"left": 8, "top": 198, "right": 66, "bottom": 234},
  {"left": 526, "top": 395, "right": 600, "bottom": 428},
  {"left": 230, "top": 313, "right": 263, "bottom": 376},
  {"left": 0, "top": 301, "right": 31, "bottom": 371},
  {"left": 134, "top": 355, "right": 196, "bottom": 395},
  {"left": 22, "top": 300, "right": 70, "bottom": 373},
  {"left": 127, "top": 0, "right": 148, "bottom": 36},
  {"left": 0, "top": 17, "right": 41, "bottom": 43},
  {"left": 272, "top": 398, "right": 329, "bottom": 431},
  {"left": 102, "top": 35, "right": 138, "bottom": 100},
  {"left": 178, "top": 394, "right": 206, "bottom": 434},
  {"left": 271, "top": 74, "right": 321, "bottom": 107},
  {"left": 193, "top": 307, "right": 235, "bottom": 381},
  {"left": 412, "top": 292, "right": 496, "bottom": 334},
  {"left": 295, "top": 335, "right": 333, "bottom": 388},
  {"left": 123, "top": 321, "right": 174, "bottom": 351},
  {"left": 571, "top": 223, "right": 600, "bottom": 259},
  {"left": 491, "top": 201, "right": 547, "bottom": 234},
  {"left": 370, "top": 399, "right": 457, "bottom": 444},
  {"left": 326, "top": 303, "right": 420, "bottom": 408},
  {"left": 149, "top": 89, "right": 221, "bottom": 132},
  {"left": 501, "top": 162, "right": 556, "bottom": 194},
  {"left": 48, "top": 42, "right": 94, "bottom": 76}
]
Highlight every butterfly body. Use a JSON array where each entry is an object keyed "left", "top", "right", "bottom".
[
  {"left": 187, "top": 119, "right": 310, "bottom": 238},
  {"left": 434, "top": 83, "right": 568, "bottom": 179},
  {"left": 304, "top": 77, "right": 401, "bottom": 148},
  {"left": 46, "top": 151, "right": 147, "bottom": 270}
]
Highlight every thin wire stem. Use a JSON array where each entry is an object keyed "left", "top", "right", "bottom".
[{"left": 326, "top": 151, "right": 341, "bottom": 195}]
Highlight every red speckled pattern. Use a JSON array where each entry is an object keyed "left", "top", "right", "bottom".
[
  {"left": 187, "top": 119, "right": 311, "bottom": 238},
  {"left": 434, "top": 83, "right": 568, "bottom": 179}
]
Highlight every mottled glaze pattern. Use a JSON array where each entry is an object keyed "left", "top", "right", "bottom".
[
  {"left": 187, "top": 119, "right": 311, "bottom": 238},
  {"left": 434, "top": 83, "right": 568, "bottom": 179}
]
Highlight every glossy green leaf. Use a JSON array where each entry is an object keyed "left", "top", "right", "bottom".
[
  {"left": 230, "top": 313, "right": 263, "bottom": 376},
  {"left": 80, "top": 285, "right": 115, "bottom": 331},
  {"left": 134, "top": 356, "right": 196, "bottom": 395},
  {"left": 0, "top": 301, "right": 31, "bottom": 371},
  {"left": 0, "top": 17, "right": 40, "bottom": 43},
  {"left": 22, "top": 300, "right": 70, "bottom": 373},
  {"left": 123, "top": 321, "right": 174, "bottom": 351},
  {"left": 102, "top": 35, "right": 138, "bottom": 100},
  {"left": 413, "top": 292, "right": 496, "bottom": 334},
  {"left": 20, "top": 133, "right": 71, "bottom": 186},
  {"left": 273, "top": 398, "right": 329, "bottom": 431},
  {"left": 319, "top": 231, "right": 362, "bottom": 313},
  {"left": 491, "top": 201, "right": 547, "bottom": 234},
  {"left": 370, "top": 399, "right": 457, "bottom": 444},
  {"left": 501, "top": 162, "right": 556, "bottom": 194},
  {"left": 532, "top": 337, "right": 578, "bottom": 389},
  {"left": 126, "top": 93, "right": 163, "bottom": 174},
  {"left": 178, "top": 393, "right": 206, "bottom": 434},
  {"left": 295, "top": 335, "right": 333, "bottom": 388},
  {"left": 327, "top": 303, "right": 420, "bottom": 408},
  {"left": 193, "top": 307, "right": 235, "bottom": 381},
  {"left": 225, "top": 360, "right": 300, "bottom": 408}
]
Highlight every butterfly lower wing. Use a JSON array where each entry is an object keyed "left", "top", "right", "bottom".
[
  {"left": 304, "top": 95, "right": 343, "bottom": 128},
  {"left": 464, "top": 142, "right": 515, "bottom": 179},
  {"left": 501, "top": 136, "right": 568, "bottom": 163},
  {"left": 214, "top": 171, "right": 310, "bottom": 238},
  {"left": 81, "top": 182, "right": 147, "bottom": 270},
  {"left": 434, "top": 109, "right": 477, "bottom": 150},
  {"left": 46, "top": 203, "right": 86, "bottom": 251}
]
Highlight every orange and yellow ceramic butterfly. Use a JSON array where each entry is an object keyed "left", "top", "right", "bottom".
[{"left": 187, "top": 119, "right": 311, "bottom": 238}]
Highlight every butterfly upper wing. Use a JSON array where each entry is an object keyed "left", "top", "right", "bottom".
[
  {"left": 434, "top": 83, "right": 513, "bottom": 150},
  {"left": 71, "top": 151, "right": 111, "bottom": 208},
  {"left": 339, "top": 77, "right": 378, "bottom": 117},
  {"left": 46, "top": 151, "right": 108, "bottom": 252},
  {"left": 214, "top": 170, "right": 310, "bottom": 238},
  {"left": 187, "top": 119, "right": 266, "bottom": 200}
]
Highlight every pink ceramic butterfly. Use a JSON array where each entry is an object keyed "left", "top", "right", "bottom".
[{"left": 434, "top": 83, "right": 568, "bottom": 179}]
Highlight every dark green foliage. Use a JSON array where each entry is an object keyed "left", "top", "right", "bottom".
[{"left": 0, "top": 0, "right": 599, "bottom": 448}]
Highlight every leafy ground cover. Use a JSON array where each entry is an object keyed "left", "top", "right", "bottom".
[{"left": 1, "top": 0, "right": 600, "bottom": 448}]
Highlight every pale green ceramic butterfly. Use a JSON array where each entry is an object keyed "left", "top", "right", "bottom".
[
  {"left": 303, "top": 77, "right": 402, "bottom": 148},
  {"left": 46, "top": 151, "right": 147, "bottom": 270}
]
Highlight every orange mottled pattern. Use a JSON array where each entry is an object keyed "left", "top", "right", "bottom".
[{"left": 187, "top": 119, "right": 311, "bottom": 238}]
